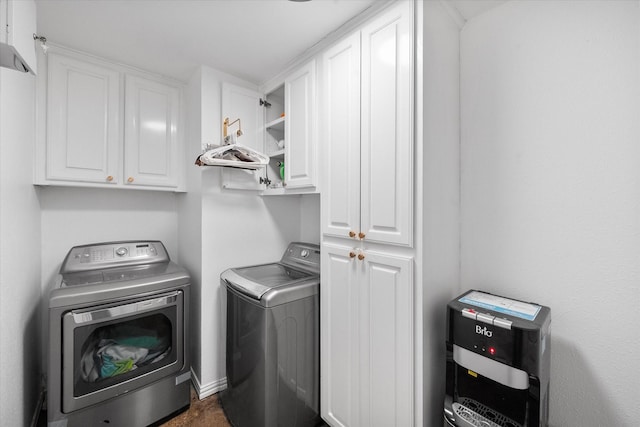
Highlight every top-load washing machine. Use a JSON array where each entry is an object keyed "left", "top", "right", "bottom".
[{"left": 220, "top": 242, "right": 321, "bottom": 427}]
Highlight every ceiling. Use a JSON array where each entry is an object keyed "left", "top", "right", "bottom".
[
  {"left": 36, "top": 0, "right": 507, "bottom": 84},
  {"left": 451, "top": 0, "right": 508, "bottom": 21}
]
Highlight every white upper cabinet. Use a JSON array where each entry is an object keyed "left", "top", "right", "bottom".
[
  {"left": 322, "top": 1, "right": 413, "bottom": 247},
  {"left": 124, "top": 75, "right": 180, "bottom": 188},
  {"left": 219, "top": 60, "right": 317, "bottom": 194},
  {"left": 46, "top": 53, "right": 120, "bottom": 184},
  {"left": 284, "top": 59, "right": 316, "bottom": 189},
  {"left": 39, "top": 48, "right": 184, "bottom": 191},
  {"left": 0, "top": 0, "right": 36, "bottom": 74},
  {"left": 261, "top": 59, "right": 318, "bottom": 194},
  {"left": 322, "top": 32, "right": 361, "bottom": 239},
  {"left": 360, "top": 3, "right": 413, "bottom": 246}
]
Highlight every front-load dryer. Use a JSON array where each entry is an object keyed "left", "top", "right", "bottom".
[{"left": 47, "top": 241, "right": 191, "bottom": 427}]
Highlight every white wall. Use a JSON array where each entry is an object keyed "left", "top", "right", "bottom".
[
  {"left": 0, "top": 67, "right": 42, "bottom": 426},
  {"left": 39, "top": 188, "right": 179, "bottom": 285},
  {"left": 300, "top": 193, "right": 321, "bottom": 244},
  {"left": 177, "top": 66, "right": 205, "bottom": 392},
  {"left": 420, "top": 1, "right": 461, "bottom": 425},
  {"left": 460, "top": 1, "right": 640, "bottom": 425},
  {"left": 184, "top": 66, "right": 311, "bottom": 397}
]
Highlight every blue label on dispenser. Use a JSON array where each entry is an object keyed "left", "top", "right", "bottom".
[{"left": 459, "top": 291, "right": 541, "bottom": 321}]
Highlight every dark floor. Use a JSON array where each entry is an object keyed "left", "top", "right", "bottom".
[
  {"left": 38, "top": 387, "right": 230, "bottom": 427},
  {"left": 39, "top": 386, "right": 328, "bottom": 426},
  {"left": 159, "top": 388, "right": 230, "bottom": 427}
]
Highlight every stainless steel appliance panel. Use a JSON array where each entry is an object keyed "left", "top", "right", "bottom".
[
  {"left": 220, "top": 242, "right": 321, "bottom": 427},
  {"left": 223, "top": 285, "right": 320, "bottom": 427}
]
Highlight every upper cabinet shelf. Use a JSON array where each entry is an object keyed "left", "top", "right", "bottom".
[{"left": 266, "top": 116, "right": 285, "bottom": 132}]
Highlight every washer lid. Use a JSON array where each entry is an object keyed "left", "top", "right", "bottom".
[{"left": 222, "top": 263, "right": 316, "bottom": 300}]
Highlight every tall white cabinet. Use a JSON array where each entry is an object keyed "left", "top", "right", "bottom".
[
  {"left": 321, "top": 3, "right": 412, "bottom": 246},
  {"left": 321, "top": 2, "right": 415, "bottom": 426}
]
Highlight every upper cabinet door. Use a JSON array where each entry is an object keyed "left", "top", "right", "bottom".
[
  {"left": 221, "top": 82, "right": 265, "bottom": 190},
  {"left": 284, "top": 59, "right": 316, "bottom": 189},
  {"left": 360, "top": 1, "right": 413, "bottom": 246},
  {"left": 46, "top": 53, "right": 120, "bottom": 184},
  {"left": 321, "top": 33, "right": 362, "bottom": 240},
  {"left": 124, "top": 75, "right": 180, "bottom": 188}
]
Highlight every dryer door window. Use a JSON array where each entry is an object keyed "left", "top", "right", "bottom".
[{"left": 61, "top": 291, "right": 184, "bottom": 413}]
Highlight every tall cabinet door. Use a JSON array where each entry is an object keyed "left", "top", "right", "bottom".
[
  {"left": 285, "top": 59, "right": 316, "bottom": 188},
  {"left": 46, "top": 53, "right": 120, "bottom": 184},
  {"left": 124, "top": 75, "right": 180, "bottom": 188},
  {"left": 321, "top": 33, "right": 361, "bottom": 239},
  {"left": 321, "top": 243, "right": 361, "bottom": 427},
  {"left": 359, "top": 250, "right": 414, "bottom": 427},
  {"left": 360, "top": 1, "right": 413, "bottom": 246}
]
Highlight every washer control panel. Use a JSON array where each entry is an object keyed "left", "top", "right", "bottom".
[
  {"left": 281, "top": 242, "right": 320, "bottom": 274},
  {"left": 61, "top": 241, "right": 169, "bottom": 273}
]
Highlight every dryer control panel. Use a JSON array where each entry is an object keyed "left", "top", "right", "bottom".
[{"left": 60, "top": 241, "right": 170, "bottom": 273}]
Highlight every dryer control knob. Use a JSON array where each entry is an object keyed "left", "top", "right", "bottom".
[
  {"left": 115, "top": 247, "right": 128, "bottom": 257},
  {"left": 301, "top": 249, "right": 309, "bottom": 258}
]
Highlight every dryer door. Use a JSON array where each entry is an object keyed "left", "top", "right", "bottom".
[{"left": 61, "top": 290, "right": 184, "bottom": 413}]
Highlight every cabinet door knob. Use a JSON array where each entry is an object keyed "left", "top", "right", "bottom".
[
  {"left": 106, "top": 175, "right": 114, "bottom": 182},
  {"left": 349, "top": 231, "right": 356, "bottom": 238},
  {"left": 349, "top": 251, "right": 356, "bottom": 258},
  {"left": 358, "top": 232, "right": 366, "bottom": 240},
  {"left": 127, "top": 177, "right": 134, "bottom": 183},
  {"left": 357, "top": 253, "right": 365, "bottom": 261}
]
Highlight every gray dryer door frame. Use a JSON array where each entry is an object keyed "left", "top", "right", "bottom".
[{"left": 61, "top": 290, "right": 184, "bottom": 413}]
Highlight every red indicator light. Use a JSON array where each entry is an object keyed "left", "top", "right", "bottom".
[{"left": 489, "top": 347, "right": 496, "bottom": 356}]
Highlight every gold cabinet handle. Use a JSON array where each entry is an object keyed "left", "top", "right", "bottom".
[
  {"left": 349, "top": 231, "right": 356, "bottom": 238},
  {"left": 358, "top": 232, "right": 366, "bottom": 240},
  {"left": 106, "top": 175, "right": 114, "bottom": 182},
  {"left": 127, "top": 177, "right": 134, "bottom": 183},
  {"left": 357, "top": 253, "right": 365, "bottom": 261},
  {"left": 349, "top": 251, "right": 356, "bottom": 258}
]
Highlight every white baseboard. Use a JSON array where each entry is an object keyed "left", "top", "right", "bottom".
[{"left": 190, "top": 368, "right": 227, "bottom": 400}]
